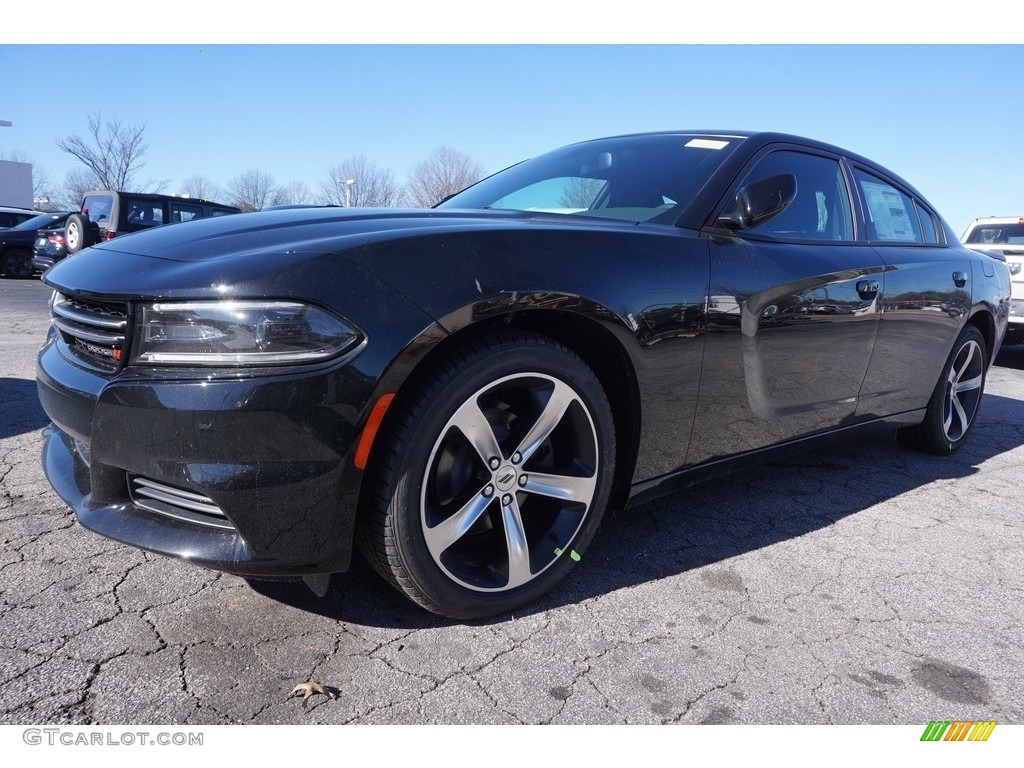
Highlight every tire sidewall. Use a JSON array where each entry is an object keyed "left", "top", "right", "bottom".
[
  {"left": 384, "top": 335, "right": 616, "bottom": 618},
  {"left": 66, "top": 214, "right": 94, "bottom": 253}
]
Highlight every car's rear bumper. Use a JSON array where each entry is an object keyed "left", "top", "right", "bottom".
[
  {"left": 31, "top": 251, "right": 62, "bottom": 272},
  {"left": 36, "top": 334, "right": 370, "bottom": 576}
]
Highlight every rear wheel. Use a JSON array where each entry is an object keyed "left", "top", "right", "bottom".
[
  {"left": 899, "top": 324, "right": 988, "bottom": 454},
  {"left": 1, "top": 248, "right": 34, "bottom": 279},
  {"left": 358, "top": 331, "right": 616, "bottom": 619},
  {"left": 65, "top": 213, "right": 95, "bottom": 254}
]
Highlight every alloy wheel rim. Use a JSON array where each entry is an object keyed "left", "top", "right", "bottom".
[
  {"left": 943, "top": 339, "right": 984, "bottom": 442},
  {"left": 420, "top": 372, "right": 599, "bottom": 593},
  {"left": 67, "top": 221, "right": 80, "bottom": 250}
]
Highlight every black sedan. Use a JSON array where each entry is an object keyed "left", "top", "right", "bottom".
[
  {"left": 0, "top": 211, "right": 71, "bottom": 278},
  {"left": 36, "top": 131, "right": 1012, "bottom": 618}
]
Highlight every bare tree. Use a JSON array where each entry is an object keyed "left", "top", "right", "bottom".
[
  {"left": 52, "top": 168, "right": 101, "bottom": 210},
  {"left": 55, "top": 112, "right": 151, "bottom": 191},
  {"left": 319, "top": 156, "right": 402, "bottom": 208},
  {"left": 271, "top": 180, "right": 315, "bottom": 207},
  {"left": 227, "top": 169, "right": 277, "bottom": 212},
  {"left": 406, "top": 147, "right": 484, "bottom": 208},
  {"left": 180, "top": 174, "right": 224, "bottom": 202}
]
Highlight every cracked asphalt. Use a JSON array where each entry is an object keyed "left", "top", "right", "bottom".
[{"left": 2, "top": 278, "right": 1022, "bottom": 725}]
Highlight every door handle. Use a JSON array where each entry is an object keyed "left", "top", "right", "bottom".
[
  {"left": 856, "top": 279, "right": 880, "bottom": 300},
  {"left": 953, "top": 271, "right": 968, "bottom": 288}
]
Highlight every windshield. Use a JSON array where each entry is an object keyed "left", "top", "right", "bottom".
[
  {"left": 439, "top": 134, "right": 743, "bottom": 224},
  {"left": 13, "top": 212, "right": 68, "bottom": 231}
]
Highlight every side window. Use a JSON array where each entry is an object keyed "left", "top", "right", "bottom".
[
  {"left": 853, "top": 168, "right": 921, "bottom": 243},
  {"left": 915, "top": 201, "right": 940, "bottom": 244},
  {"left": 123, "top": 200, "right": 164, "bottom": 227},
  {"left": 208, "top": 209, "right": 234, "bottom": 217},
  {"left": 738, "top": 150, "right": 853, "bottom": 241},
  {"left": 171, "top": 203, "right": 203, "bottom": 223}
]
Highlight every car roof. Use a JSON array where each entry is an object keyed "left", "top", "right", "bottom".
[
  {"left": 965, "top": 216, "right": 1024, "bottom": 224},
  {"left": 80, "top": 190, "right": 240, "bottom": 211}
]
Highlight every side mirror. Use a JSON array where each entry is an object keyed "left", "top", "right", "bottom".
[{"left": 716, "top": 173, "right": 798, "bottom": 231}]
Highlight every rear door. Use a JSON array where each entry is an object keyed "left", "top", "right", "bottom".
[{"left": 851, "top": 166, "right": 971, "bottom": 417}]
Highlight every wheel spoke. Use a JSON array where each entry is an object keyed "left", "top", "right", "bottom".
[
  {"left": 424, "top": 486, "right": 493, "bottom": 554},
  {"left": 522, "top": 470, "right": 596, "bottom": 504},
  {"left": 500, "top": 495, "right": 533, "bottom": 588},
  {"left": 950, "top": 393, "right": 970, "bottom": 436},
  {"left": 513, "top": 380, "right": 577, "bottom": 463},
  {"left": 956, "top": 373, "right": 983, "bottom": 393},
  {"left": 448, "top": 397, "right": 503, "bottom": 466},
  {"left": 954, "top": 343, "right": 977, "bottom": 382}
]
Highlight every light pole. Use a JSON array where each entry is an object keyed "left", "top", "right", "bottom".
[{"left": 335, "top": 178, "right": 355, "bottom": 207}]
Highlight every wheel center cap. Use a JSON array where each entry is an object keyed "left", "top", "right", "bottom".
[{"left": 495, "top": 465, "right": 518, "bottom": 492}]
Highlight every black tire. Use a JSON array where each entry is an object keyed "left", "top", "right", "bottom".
[
  {"left": 899, "top": 325, "right": 988, "bottom": 455},
  {"left": 357, "top": 331, "right": 616, "bottom": 619},
  {"left": 64, "top": 213, "right": 95, "bottom": 254},
  {"left": 1, "top": 248, "right": 34, "bottom": 279}
]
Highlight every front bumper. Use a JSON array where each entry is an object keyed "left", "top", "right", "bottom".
[{"left": 37, "top": 333, "right": 374, "bottom": 576}]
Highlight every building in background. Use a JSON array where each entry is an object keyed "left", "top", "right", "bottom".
[{"left": 0, "top": 159, "right": 34, "bottom": 209}]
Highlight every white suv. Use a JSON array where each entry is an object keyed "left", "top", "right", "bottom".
[{"left": 962, "top": 216, "right": 1024, "bottom": 345}]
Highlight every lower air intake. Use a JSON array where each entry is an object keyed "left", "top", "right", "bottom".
[{"left": 128, "top": 475, "right": 236, "bottom": 531}]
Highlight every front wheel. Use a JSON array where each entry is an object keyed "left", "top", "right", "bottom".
[
  {"left": 358, "top": 331, "right": 616, "bottom": 619},
  {"left": 899, "top": 324, "right": 988, "bottom": 455}
]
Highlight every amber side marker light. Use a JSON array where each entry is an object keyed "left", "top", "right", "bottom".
[{"left": 354, "top": 393, "right": 396, "bottom": 470}]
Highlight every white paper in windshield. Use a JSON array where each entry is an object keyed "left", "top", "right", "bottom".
[{"left": 685, "top": 139, "right": 730, "bottom": 150}]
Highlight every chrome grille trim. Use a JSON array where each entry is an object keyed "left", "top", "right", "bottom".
[
  {"left": 51, "top": 317, "right": 126, "bottom": 346},
  {"left": 129, "top": 475, "right": 236, "bottom": 531},
  {"left": 50, "top": 292, "right": 130, "bottom": 370},
  {"left": 51, "top": 298, "right": 127, "bottom": 330}
]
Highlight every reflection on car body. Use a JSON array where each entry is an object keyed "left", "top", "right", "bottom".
[{"left": 36, "top": 131, "right": 1011, "bottom": 618}]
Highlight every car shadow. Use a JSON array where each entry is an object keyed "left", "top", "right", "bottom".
[
  {"left": 250, "top": 393, "right": 1024, "bottom": 629},
  {"left": 0, "top": 378, "right": 49, "bottom": 439}
]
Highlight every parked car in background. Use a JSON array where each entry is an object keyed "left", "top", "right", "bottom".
[
  {"left": 37, "top": 131, "right": 1011, "bottom": 619},
  {"left": 31, "top": 223, "right": 72, "bottom": 273},
  {"left": 0, "top": 206, "right": 45, "bottom": 229},
  {"left": 0, "top": 211, "right": 71, "bottom": 278},
  {"left": 962, "top": 216, "right": 1024, "bottom": 345},
  {"left": 63, "top": 190, "right": 241, "bottom": 254}
]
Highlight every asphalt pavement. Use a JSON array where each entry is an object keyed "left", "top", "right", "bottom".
[{"left": 1, "top": 277, "right": 1022, "bottom": 725}]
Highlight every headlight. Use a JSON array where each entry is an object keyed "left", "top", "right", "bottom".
[{"left": 133, "top": 300, "right": 362, "bottom": 366}]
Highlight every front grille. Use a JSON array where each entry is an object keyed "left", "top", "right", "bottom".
[
  {"left": 51, "top": 292, "right": 129, "bottom": 371},
  {"left": 128, "top": 475, "right": 236, "bottom": 532}
]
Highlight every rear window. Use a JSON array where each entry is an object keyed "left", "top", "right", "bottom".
[
  {"left": 964, "top": 222, "right": 1024, "bottom": 245},
  {"left": 81, "top": 195, "right": 114, "bottom": 226}
]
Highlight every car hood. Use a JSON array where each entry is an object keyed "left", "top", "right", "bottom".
[{"left": 84, "top": 207, "right": 591, "bottom": 263}]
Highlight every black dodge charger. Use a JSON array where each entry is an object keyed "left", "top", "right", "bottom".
[{"left": 36, "top": 131, "right": 1012, "bottom": 618}]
